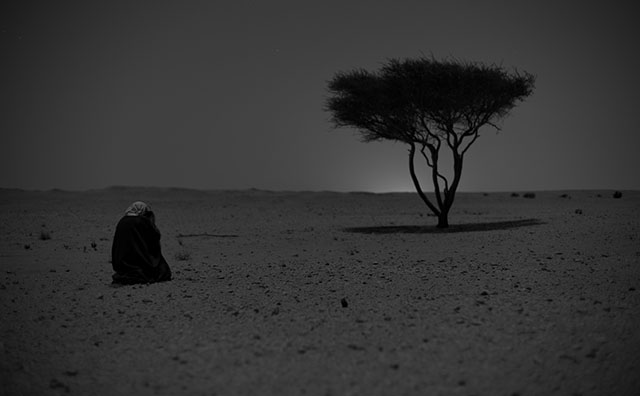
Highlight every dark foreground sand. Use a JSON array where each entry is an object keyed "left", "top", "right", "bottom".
[{"left": 1, "top": 188, "right": 639, "bottom": 396}]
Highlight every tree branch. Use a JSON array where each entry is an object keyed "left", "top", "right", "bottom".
[
  {"left": 460, "top": 130, "right": 480, "bottom": 155},
  {"left": 408, "top": 143, "right": 440, "bottom": 216},
  {"left": 487, "top": 120, "right": 501, "bottom": 131},
  {"left": 445, "top": 124, "right": 458, "bottom": 150},
  {"left": 420, "top": 144, "right": 443, "bottom": 209},
  {"left": 418, "top": 116, "right": 441, "bottom": 147},
  {"left": 420, "top": 143, "right": 449, "bottom": 196}
]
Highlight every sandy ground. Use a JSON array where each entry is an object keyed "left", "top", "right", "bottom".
[{"left": 1, "top": 187, "right": 639, "bottom": 396}]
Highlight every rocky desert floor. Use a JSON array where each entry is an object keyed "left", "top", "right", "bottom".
[{"left": 1, "top": 188, "right": 639, "bottom": 396}]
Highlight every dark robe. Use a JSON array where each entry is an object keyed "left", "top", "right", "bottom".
[{"left": 111, "top": 215, "right": 172, "bottom": 285}]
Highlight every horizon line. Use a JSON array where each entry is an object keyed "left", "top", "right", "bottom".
[{"left": 0, "top": 185, "right": 635, "bottom": 195}]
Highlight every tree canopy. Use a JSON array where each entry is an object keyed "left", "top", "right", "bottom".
[{"left": 326, "top": 57, "right": 535, "bottom": 227}]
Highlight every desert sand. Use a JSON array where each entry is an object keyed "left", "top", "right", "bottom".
[{"left": 1, "top": 187, "right": 639, "bottom": 396}]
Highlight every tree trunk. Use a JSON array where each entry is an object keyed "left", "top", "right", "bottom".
[
  {"left": 437, "top": 211, "right": 449, "bottom": 228},
  {"left": 436, "top": 152, "right": 464, "bottom": 228}
]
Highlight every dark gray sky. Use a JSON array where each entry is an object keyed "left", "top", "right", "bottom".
[{"left": 2, "top": 1, "right": 639, "bottom": 192}]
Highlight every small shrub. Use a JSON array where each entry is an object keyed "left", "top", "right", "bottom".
[
  {"left": 523, "top": 192, "right": 536, "bottom": 199},
  {"left": 510, "top": 193, "right": 520, "bottom": 198},
  {"left": 613, "top": 191, "right": 622, "bottom": 199},
  {"left": 560, "top": 193, "right": 570, "bottom": 199}
]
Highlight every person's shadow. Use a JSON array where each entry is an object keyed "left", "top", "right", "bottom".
[{"left": 344, "top": 218, "right": 543, "bottom": 234}]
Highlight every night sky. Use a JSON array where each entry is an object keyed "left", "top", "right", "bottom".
[{"left": 2, "top": 1, "right": 639, "bottom": 192}]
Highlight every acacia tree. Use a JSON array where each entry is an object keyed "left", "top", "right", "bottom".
[{"left": 325, "top": 57, "right": 535, "bottom": 228}]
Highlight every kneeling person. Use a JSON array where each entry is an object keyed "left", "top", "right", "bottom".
[{"left": 111, "top": 201, "right": 172, "bottom": 285}]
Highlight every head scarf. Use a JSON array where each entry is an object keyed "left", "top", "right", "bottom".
[{"left": 125, "top": 201, "right": 151, "bottom": 216}]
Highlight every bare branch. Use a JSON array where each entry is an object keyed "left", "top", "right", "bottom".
[
  {"left": 420, "top": 144, "right": 449, "bottom": 192},
  {"left": 461, "top": 130, "right": 480, "bottom": 155},
  {"left": 420, "top": 144, "right": 447, "bottom": 209},
  {"left": 487, "top": 120, "right": 502, "bottom": 131},
  {"left": 408, "top": 143, "right": 440, "bottom": 216}
]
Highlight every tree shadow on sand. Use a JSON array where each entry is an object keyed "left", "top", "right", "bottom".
[{"left": 344, "top": 218, "right": 544, "bottom": 234}]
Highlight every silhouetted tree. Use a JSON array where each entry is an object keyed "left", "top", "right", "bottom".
[{"left": 326, "top": 57, "right": 535, "bottom": 227}]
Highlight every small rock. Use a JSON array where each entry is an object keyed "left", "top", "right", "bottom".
[
  {"left": 341, "top": 298, "right": 348, "bottom": 308},
  {"left": 49, "top": 378, "right": 70, "bottom": 392},
  {"left": 585, "top": 348, "right": 598, "bottom": 358},
  {"left": 575, "top": 209, "right": 583, "bottom": 214}
]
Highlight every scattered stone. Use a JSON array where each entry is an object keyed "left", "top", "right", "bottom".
[
  {"left": 341, "top": 298, "right": 348, "bottom": 308},
  {"left": 39, "top": 230, "right": 51, "bottom": 241},
  {"left": 347, "top": 344, "right": 365, "bottom": 351},
  {"left": 558, "top": 353, "right": 579, "bottom": 363},
  {"left": 49, "top": 378, "right": 70, "bottom": 392},
  {"left": 575, "top": 209, "right": 583, "bottom": 214}
]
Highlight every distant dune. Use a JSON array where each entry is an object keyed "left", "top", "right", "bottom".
[{"left": 1, "top": 188, "right": 639, "bottom": 395}]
